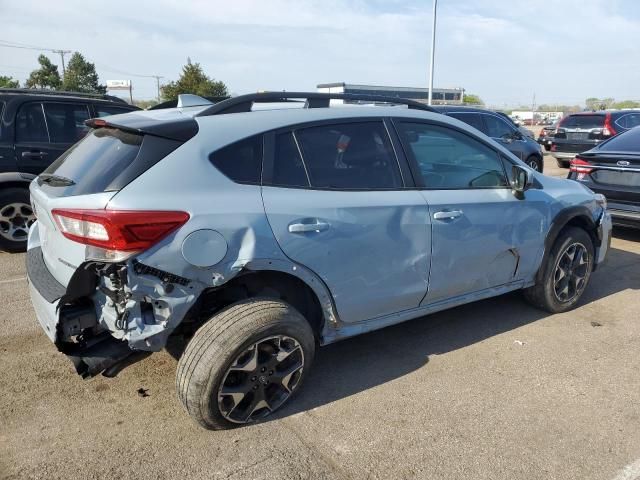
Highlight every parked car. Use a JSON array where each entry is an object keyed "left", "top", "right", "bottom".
[
  {"left": 568, "top": 126, "right": 640, "bottom": 229},
  {"left": 0, "top": 89, "right": 139, "bottom": 252},
  {"left": 552, "top": 110, "right": 640, "bottom": 167},
  {"left": 538, "top": 123, "right": 558, "bottom": 151},
  {"left": 434, "top": 106, "right": 544, "bottom": 171},
  {"left": 26, "top": 92, "right": 611, "bottom": 430}
]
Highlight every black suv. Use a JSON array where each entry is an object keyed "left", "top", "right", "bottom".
[
  {"left": 552, "top": 110, "right": 640, "bottom": 167},
  {"left": 0, "top": 89, "right": 139, "bottom": 251},
  {"left": 433, "top": 106, "right": 544, "bottom": 172}
]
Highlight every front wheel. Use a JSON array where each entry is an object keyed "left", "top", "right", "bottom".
[
  {"left": 0, "top": 187, "right": 35, "bottom": 253},
  {"left": 176, "top": 299, "right": 315, "bottom": 430},
  {"left": 523, "top": 227, "right": 594, "bottom": 313},
  {"left": 525, "top": 155, "right": 543, "bottom": 172}
]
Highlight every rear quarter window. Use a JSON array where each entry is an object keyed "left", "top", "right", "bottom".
[{"left": 209, "top": 135, "right": 263, "bottom": 184}]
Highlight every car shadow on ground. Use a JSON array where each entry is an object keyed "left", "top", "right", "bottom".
[{"left": 267, "top": 234, "right": 640, "bottom": 422}]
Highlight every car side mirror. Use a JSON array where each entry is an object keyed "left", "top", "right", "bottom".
[{"left": 512, "top": 165, "right": 532, "bottom": 197}]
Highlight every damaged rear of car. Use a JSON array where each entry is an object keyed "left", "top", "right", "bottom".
[{"left": 27, "top": 111, "right": 203, "bottom": 377}]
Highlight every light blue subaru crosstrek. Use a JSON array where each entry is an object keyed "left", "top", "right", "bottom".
[{"left": 26, "top": 92, "right": 612, "bottom": 429}]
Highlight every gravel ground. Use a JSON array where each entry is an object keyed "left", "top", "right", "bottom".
[{"left": 1, "top": 154, "right": 639, "bottom": 480}]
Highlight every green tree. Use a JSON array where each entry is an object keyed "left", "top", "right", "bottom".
[
  {"left": 62, "top": 52, "right": 106, "bottom": 94},
  {"left": 161, "top": 58, "right": 228, "bottom": 101},
  {"left": 612, "top": 99, "right": 640, "bottom": 109},
  {"left": 25, "top": 54, "right": 61, "bottom": 89},
  {"left": 0, "top": 75, "right": 20, "bottom": 88},
  {"left": 462, "top": 93, "right": 483, "bottom": 105},
  {"left": 585, "top": 97, "right": 615, "bottom": 110}
]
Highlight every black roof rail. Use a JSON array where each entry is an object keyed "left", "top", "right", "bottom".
[
  {"left": 0, "top": 88, "right": 128, "bottom": 104},
  {"left": 195, "top": 91, "right": 439, "bottom": 117}
]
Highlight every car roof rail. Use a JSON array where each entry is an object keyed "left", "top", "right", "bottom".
[
  {"left": 195, "top": 91, "right": 439, "bottom": 117},
  {"left": 0, "top": 88, "right": 128, "bottom": 104}
]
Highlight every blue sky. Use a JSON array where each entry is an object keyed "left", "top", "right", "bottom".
[{"left": 1, "top": 0, "right": 639, "bottom": 106}]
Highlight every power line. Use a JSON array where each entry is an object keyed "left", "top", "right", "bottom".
[{"left": 0, "top": 39, "right": 72, "bottom": 75}]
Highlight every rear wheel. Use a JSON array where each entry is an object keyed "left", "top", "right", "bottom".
[
  {"left": 176, "top": 298, "right": 315, "bottom": 430},
  {"left": 556, "top": 159, "right": 570, "bottom": 168},
  {"left": 0, "top": 188, "right": 35, "bottom": 253},
  {"left": 523, "top": 227, "right": 594, "bottom": 313}
]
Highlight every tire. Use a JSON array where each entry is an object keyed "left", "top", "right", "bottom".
[
  {"left": 523, "top": 227, "right": 594, "bottom": 313},
  {"left": 544, "top": 144, "right": 551, "bottom": 151},
  {"left": 0, "top": 187, "right": 35, "bottom": 253},
  {"left": 176, "top": 298, "right": 315, "bottom": 430},
  {"left": 556, "top": 159, "right": 569, "bottom": 169},
  {"left": 525, "top": 155, "right": 543, "bottom": 172}
]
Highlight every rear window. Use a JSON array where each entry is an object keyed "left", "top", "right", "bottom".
[
  {"left": 43, "top": 128, "right": 142, "bottom": 194},
  {"left": 559, "top": 115, "right": 604, "bottom": 129},
  {"left": 598, "top": 128, "right": 640, "bottom": 152}
]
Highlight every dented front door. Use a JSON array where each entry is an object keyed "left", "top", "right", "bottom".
[{"left": 421, "top": 188, "right": 545, "bottom": 304}]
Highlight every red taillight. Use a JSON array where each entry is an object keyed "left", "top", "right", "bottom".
[
  {"left": 51, "top": 209, "right": 190, "bottom": 252},
  {"left": 569, "top": 157, "right": 593, "bottom": 174},
  {"left": 603, "top": 112, "right": 617, "bottom": 137}
]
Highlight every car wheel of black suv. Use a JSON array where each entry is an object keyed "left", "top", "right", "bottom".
[
  {"left": 556, "top": 159, "right": 570, "bottom": 169},
  {"left": 523, "top": 227, "right": 594, "bottom": 313},
  {"left": 0, "top": 188, "right": 35, "bottom": 253},
  {"left": 176, "top": 298, "right": 315, "bottom": 430},
  {"left": 525, "top": 155, "right": 542, "bottom": 172}
]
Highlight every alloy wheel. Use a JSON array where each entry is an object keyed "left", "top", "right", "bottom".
[
  {"left": 0, "top": 202, "right": 35, "bottom": 242},
  {"left": 527, "top": 159, "right": 540, "bottom": 171},
  {"left": 218, "top": 335, "right": 305, "bottom": 424},
  {"left": 553, "top": 242, "right": 590, "bottom": 302}
]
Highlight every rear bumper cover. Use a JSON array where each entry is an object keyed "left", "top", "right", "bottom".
[{"left": 26, "top": 240, "right": 143, "bottom": 377}]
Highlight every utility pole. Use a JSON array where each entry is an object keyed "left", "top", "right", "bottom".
[
  {"left": 53, "top": 49, "right": 72, "bottom": 76},
  {"left": 532, "top": 92, "right": 536, "bottom": 124},
  {"left": 151, "top": 75, "right": 163, "bottom": 102},
  {"left": 427, "top": 0, "right": 438, "bottom": 106}
]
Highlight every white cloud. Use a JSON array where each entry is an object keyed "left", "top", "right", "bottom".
[{"left": 0, "top": 0, "right": 638, "bottom": 106}]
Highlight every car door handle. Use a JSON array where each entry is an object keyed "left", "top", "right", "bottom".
[
  {"left": 21, "top": 151, "right": 48, "bottom": 159},
  {"left": 288, "top": 221, "right": 330, "bottom": 233},
  {"left": 433, "top": 210, "right": 463, "bottom": 220}
]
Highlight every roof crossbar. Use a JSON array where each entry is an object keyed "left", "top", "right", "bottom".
[{"left": 195, "top": 91, "right": 438, "bottom": 117}]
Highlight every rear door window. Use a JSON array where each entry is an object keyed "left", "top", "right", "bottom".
[
  {"left": 16, "top": 103, "right": 49, "bottom": 143},
  {"left": 448, "top": 112, "right": 485, "bottom": 133},
  {"left": 295, "top": 122, "right": 402, "bottom": 190},
  {"left": 269, "top": 132, "right": 309, "bottom": 187},
  {"left": 560, "top": 115, "right": 604, "bottom": 129},
  {"left": 43, "top": 103, "right": 91, "bottom": 143},
  {"left": 209, "top": 135, "right": 262, "bottom": 184}
]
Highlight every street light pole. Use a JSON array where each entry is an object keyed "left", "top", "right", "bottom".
[{"left": 427, "top": 0, "right": 437, "bottom": 106}]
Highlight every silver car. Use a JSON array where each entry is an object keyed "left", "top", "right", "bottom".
[{"left": 26, "top": 92, "right": 612, "bottom": 429}]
